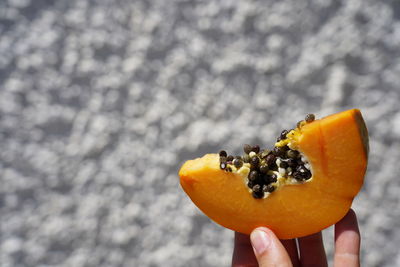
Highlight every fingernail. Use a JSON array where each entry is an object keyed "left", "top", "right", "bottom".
[{"left": 250, "top": 229, "right": 271, "bottom": 255}]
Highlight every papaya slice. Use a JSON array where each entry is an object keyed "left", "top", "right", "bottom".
[{"left": 179, "top": 109, "right": 368, "bottom": 239}]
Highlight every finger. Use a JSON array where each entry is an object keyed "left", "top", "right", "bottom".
[
  {"left": 280, "top": 239, "right": 300, "bottom": 267},
  {"left": 298, "top": 231, "right": 328, "bottom": 267},
  {"left": 232, "top": 232, "right": 258, "bottom": 267},
  {"left": 250, "top": 227, "right": 293, "bottom": 267},
  {"left": 334, "top": 209, "right": 360, "bottom": 267}
]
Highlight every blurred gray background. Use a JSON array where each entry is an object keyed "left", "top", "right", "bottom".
[{"left": 1, "top": 0, "right": 400, "bottom": 266}]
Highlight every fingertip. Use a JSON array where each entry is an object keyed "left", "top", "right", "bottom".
[
  {"left": 251, "top": 227, "right": 276, "bottom": 240},
  {"left": 250, "top": 228, "right": 272, "bottom": 256},
  {"left": 345, "top": 209, "right": 357, "bottom": 222},
  {"left": 334, "top": 209, "right": 361, "bottom": 266},
  {"left": 336, "top": 209, "right": 360, "bottom": 238},
  {"left": 250, "top": 227, "right": 292, "bottom": 266},
  {"left": 346, "top": 208, "right": 357, "bottom": 220}
]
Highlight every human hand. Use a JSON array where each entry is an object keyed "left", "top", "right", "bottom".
[{"left": 232, "top": 209, "right": 360, "bottom": 267}]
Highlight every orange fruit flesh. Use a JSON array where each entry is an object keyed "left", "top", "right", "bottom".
[{"left": 179, "top": 109, "right": 368, "bottom": 239}]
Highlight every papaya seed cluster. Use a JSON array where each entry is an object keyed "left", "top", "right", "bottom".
[{"left": 219, "top": 114, "right": 315, "bottom": 199}]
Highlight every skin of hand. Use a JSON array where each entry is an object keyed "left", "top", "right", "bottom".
[{"left": 232, "top": 209, "right": 360, "bottom": 267}]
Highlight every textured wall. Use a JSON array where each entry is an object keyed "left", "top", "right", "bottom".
[{"left": 1, "top": 0, "right": 400, "bottom": 266}]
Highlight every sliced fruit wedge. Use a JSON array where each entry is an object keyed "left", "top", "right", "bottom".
[{"left": 179, "top": 109, "right": 368, "bottom": 239}]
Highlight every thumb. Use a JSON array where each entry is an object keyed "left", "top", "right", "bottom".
[{"left": 250, "top": 227, "right": 293, "bottom": 267}]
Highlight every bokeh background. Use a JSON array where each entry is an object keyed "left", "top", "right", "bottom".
[{"left": 1, "top": 0, "right": 400, "bottom": 266}]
